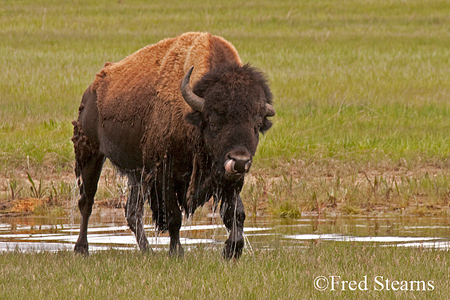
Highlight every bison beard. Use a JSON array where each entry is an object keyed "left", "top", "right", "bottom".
[{"left": 71, "top": 32, "right": 275, "bottom": 259}]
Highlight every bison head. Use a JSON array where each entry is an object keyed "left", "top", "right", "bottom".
[{"left": 182, "top": 64, "right": 275, "bottom": 182}]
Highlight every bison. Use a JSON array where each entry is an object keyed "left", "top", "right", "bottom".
[{"left": 72, "top": 32, "right": 275, "bottom": 259}]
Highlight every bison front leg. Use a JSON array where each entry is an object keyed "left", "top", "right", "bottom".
[
  {"left": 150, "top": 173, "right": 184, "bottom": 257},
  {"left": 220, "top": 194, "right": 246, "bottom": 260},
  {"left": 165, "top": 180, "right": 183, "bottom": 257},
  {"left": 167, "top": 204, "right": 183, "bottom": 257},
  {"left": 125, "top": 178, "right": 151, "bottom": 252}
]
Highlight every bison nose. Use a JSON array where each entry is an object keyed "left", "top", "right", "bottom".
[{"left": 224, "top": 153, "right": 252, "bottom": 175}]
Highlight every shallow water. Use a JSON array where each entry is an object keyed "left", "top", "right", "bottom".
[{"left": 0, "top": 211, "right": 449, "bottom": 252}]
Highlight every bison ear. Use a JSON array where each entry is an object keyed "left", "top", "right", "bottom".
[
  {"left": 185, "top": 111, "right": 204, "bottom": 127},
  {"left": 260, "top": 118, "right": 273, "bottom": 134}
]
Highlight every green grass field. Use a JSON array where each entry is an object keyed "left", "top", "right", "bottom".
[
  {"left": 1, "top": 1, "right": 450, "bottom": 299},
  {"left": 1, "top": 243, "right": 448, "bottom": 299},
  {"left": 2, "top": 0, "right": 450, "bottom": 216},
  {"left": 2, "top": 0, "right": 450, "bottom": 169},
  {"left": 0, "top": 0, "right": 450, "bottom": 210}
]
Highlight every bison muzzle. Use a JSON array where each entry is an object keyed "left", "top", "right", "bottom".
[{"left": 72, "top": 32, "right": 275, "bottom": 259}]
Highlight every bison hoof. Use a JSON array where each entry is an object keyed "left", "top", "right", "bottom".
[
  {"left": 137, "top": 240, "right": 152, "bottom": 253},
  {"left": 169, "top": 245, "right": 184, "bottom": 258},
  {"left": 139, "top": 245, "right": 153, "bottom": 254},
  {"left": 74, "top": 244, "right": 89, "bottom": 256},
  {"left": 222, "top": 239, "right": 244, "bottom": 260}
]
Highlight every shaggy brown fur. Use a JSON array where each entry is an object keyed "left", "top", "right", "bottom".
[
  {"left": 72, "top": 32, "right": 274, "bottom": 258},
  {"left": 93, "top": 32, "right": 241, "bottom": 120},
  {"left": 91, "top": 32, "right": 242, "bottom": 170}
]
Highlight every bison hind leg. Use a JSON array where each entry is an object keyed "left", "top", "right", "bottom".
[
  {"left": 72, "top": 118, "right": 106, "bottom": 255},
  {"left": 73, "top": 153, "right": 105, "bottom": 255}
]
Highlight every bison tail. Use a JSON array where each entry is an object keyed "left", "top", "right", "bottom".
[{"left": 71, "top": 119, "right": 100, "bottom": 189}]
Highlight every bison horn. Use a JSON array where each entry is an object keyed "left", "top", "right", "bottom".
[
  {"left": 265, "top": 103, "right": 276, "bottom": 117},
  {"left": 181, "top": 66, "right": 205, "bottom": 113}
]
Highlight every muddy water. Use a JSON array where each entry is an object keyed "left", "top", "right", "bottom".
[{"left": 1, "top": 210, "right": 449, "bottom": 252}]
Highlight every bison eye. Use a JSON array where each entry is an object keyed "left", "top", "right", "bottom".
[
  {"left": 255, "top": 122, "right": 262, "bottom": 134},
  {"left": 210, "top": 122, "right": 216, "bottom": 131}
]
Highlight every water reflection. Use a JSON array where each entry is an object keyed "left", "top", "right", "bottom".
[{"left": 0, "top": 213, "right": 449, "bottom": 252}]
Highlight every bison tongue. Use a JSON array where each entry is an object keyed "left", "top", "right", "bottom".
[
  {"left": 224, "top": 159, "right": 248, "bottom": 174},
  {"left": 224, "top": 159, "right": 237, "bottom": 174}
]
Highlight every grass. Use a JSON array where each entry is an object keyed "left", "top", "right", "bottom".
[
  {"left": 242, "top": 165, "right": 450, "bottom": 217},
  {"left": 0, "top": 243, "right": 448, "bottom": 299},
  {"left": 1, "top": 0, "right": 450, "bottom": 214}
]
